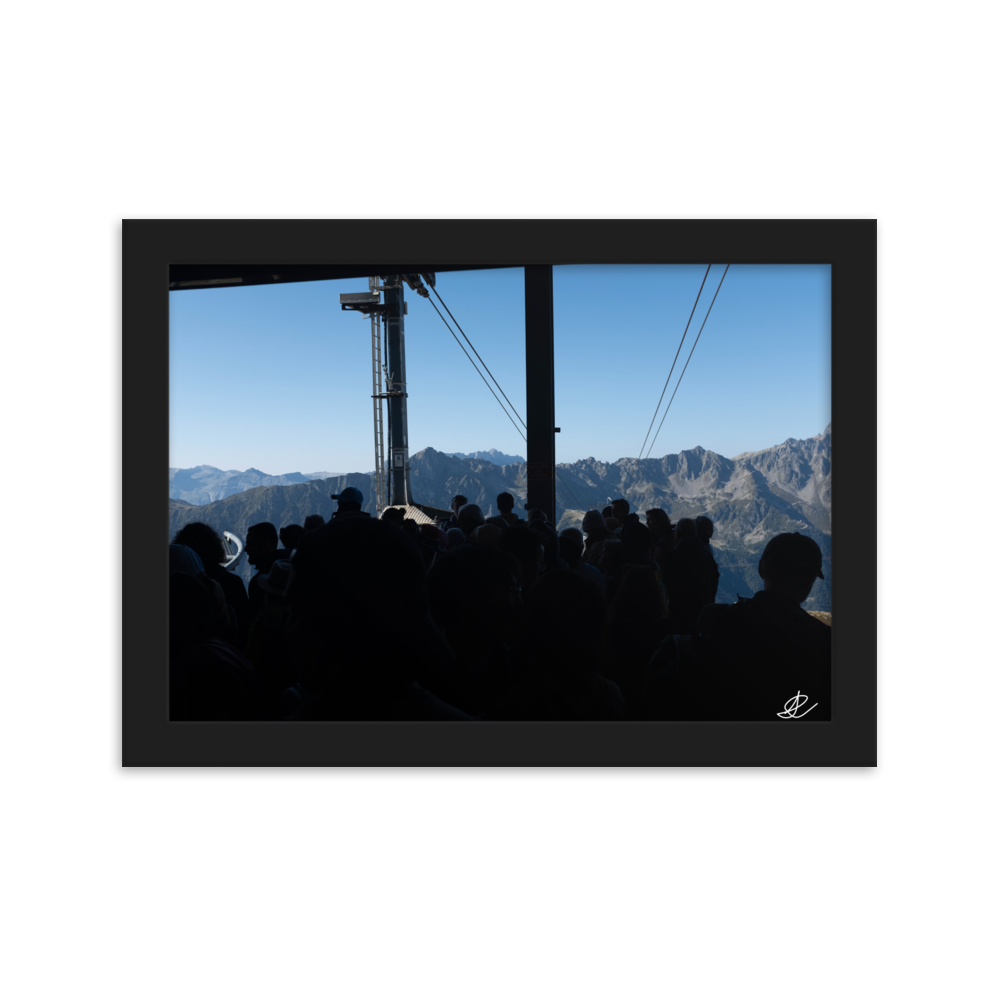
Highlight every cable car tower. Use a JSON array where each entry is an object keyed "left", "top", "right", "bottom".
[{"left": 340, "top": 273, "right": 435, "bottom": 517}]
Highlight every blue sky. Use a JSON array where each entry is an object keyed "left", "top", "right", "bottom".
[{"left": 169, "top": 264, "right": 830, "bottom": 474}]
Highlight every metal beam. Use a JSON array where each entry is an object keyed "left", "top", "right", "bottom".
[
  {"left": 384, "top": 276, "right": 411, "bottom": 506},
  {"left": 169, "top": 263, "right": 496, "bottom": 291},
  {"left": 524, "top": 265, "right": 556, "bottom": 521}
]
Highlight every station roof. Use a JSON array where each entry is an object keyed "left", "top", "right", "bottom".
[
  {"left": 379, "top": 504, "right": 448, "bottom": 526},
  {"left": 382, "top": 503, "right": 442, "bottom": 524},
  {"left": 169, "top": 264, "right": 498, "bottom": 291}
]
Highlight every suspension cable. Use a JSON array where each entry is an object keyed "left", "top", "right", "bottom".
[
  {"left": 645, "top": 264, "right": 730, "bottom": 460},
  {"left": 427, "top": 287, "right": 597, "bottom": 512},
  {"left": 426, "top": 296, "right": 526, "bottom": 443},
  {"left": 430, "top": 286, "right": 527, "bottom": 431},
  {"left": 639, "top": 264, "right": 711, "bottom": 460}
]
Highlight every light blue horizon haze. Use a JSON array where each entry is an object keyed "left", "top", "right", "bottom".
[{"left": 169, "top": 264, "right": 830, "bottom": 476}]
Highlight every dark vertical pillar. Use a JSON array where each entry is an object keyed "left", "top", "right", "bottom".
[
  {"left": 384, "top": 276, "right": 411, "bottom": 506},
  {"left": 524, "top": 265, "right": 556, "bottom": 521}
]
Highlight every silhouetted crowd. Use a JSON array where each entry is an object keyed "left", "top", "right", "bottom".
[{"left": 169, "top": 487, "right": 831, "bottom": 722}]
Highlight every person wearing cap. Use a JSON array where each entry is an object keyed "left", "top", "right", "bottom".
[
  {"left": 330, "top": 485, "right": 371, "bottom": 522},
  {"left": 645, "top": 531, "right": 831, "bottom": 721}
]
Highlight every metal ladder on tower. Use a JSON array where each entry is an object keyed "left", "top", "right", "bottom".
[{"left": 368, "top": 276, "right": 387, "bottom": 517}]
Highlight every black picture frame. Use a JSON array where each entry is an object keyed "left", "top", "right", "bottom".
[{"left": 124, "top": 219, "right": 876, "bottom": 766}]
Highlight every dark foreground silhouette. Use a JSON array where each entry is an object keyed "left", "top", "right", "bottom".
[{"left": 169, "top": 495, "right": 830, "bottom": 722}]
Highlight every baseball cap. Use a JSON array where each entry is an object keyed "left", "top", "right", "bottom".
[{"left": 331, "top": 486, "right": 363, "bottom": 504}]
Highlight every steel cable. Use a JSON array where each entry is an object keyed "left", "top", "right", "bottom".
[
  {"left": 426, "top": 286, "right": 598, "bottom": 513},
  {"left": 430, "top": 286, "right": 528, "bottom": 431},
  {"left": 639, "top": 264, "right": 712, "bottom": 460},
  {"left": 645, "top": 264, "right": 730, "bottom": 460},
  {"left": 426, "top": 297, "right": 526, "bottom": 442}
]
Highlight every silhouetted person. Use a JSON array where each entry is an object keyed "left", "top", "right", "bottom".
[
  {"left": 330, "top": 486, "right": 370, "bottom": 522},
  {"left": 496, "top": 492, "right": 519, "bottom": 528},
  {"left": 645, "top": 508, "right": 675, "bottom": 565},
  {"left": 526, "top": 508, "right": 548, "bottom": 525},
  {"left": 645, "top": 532, "right": 831, "bottom": 721},
  {"left": 620, "top": 520, "right": 653, "bottom": 566},
  {"left": 581, "top": 509, "right": 611, "bottom": 560},
  {"left": 173, "top": 522, "right": 252, "bottom": 649},
  {"left": 304, "top": 514, "right": 325, "bottom": 533},
  {"left": 244, "top": 559, "right": 295, "bottom": 712},
  {"left": 381, "top": 507, "right": 406, "bottom": 528},
  {"left": 169, "top": 571, "right": 262, "bottom": 721},
  {"left": 417, "top": 524, "right": 450, "bottom": 570},
  {"left": 695, "top": 515, "right": 720, "bottom": 604},
  {"left": 529, "top": 520, "right": 568, "bottom": 575},
  {"left": 245, "top": 521, "right": 279, "bottom": 624},
  {"left": 559, "top": 527, "right": 606, "bottom": 595},
  {"left": 610, "top": 498, "right": 630, "bottom": 534},
  {"left": 489, "top": 570, "right": 625, "bottom": 721},
  {"left": 443, "top": 495, "right": 468, "bottom": 532},
  {"left": 660, "top": 517, "right": 714, "bottom": 631},
  {"left": 605, "top": 564, "right": 672, "bottom": 715},
  {"left": 498, "top": 525, "right": 546, "bottom": 595},
  {"left": 469, "top": 523, "right": 502, "bottom": 548},
  {"left": 283, "top": 517, "right": 468, "bottom": 720},
  {"left": 589, "top": 538, "right": 627, "bottom": 601},
  {"left": 425, "top": 546, "right": 522, "bottom": 715},
  {"left": 279, "top": 523, "right": 306, "bottom": 553},
  {"left": 457, "top": 503, "right": 485, "bottom": 537},
  {"left": 169, "top": 543, "right": 204, "bottom": 577}
]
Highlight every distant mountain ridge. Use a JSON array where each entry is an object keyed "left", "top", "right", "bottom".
[
  {"left": 444, "top": 448, "right": 526, "bottom": 466},
  {"left": 169, "top": 465, "right": 339, "bottom": 505},
  {"left": 168, "top": 427, "right": 832, "bottom": 610}
]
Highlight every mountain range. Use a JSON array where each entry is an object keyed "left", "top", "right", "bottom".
[
  {"left": 169, "top": 466, "right": 339, "bottom": 505},
  {"left": 444, "top": 449, "right": 526, "bottom": 466},
  {"left": 167, "top": 426, "right": 832, "bottom": 611}
]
